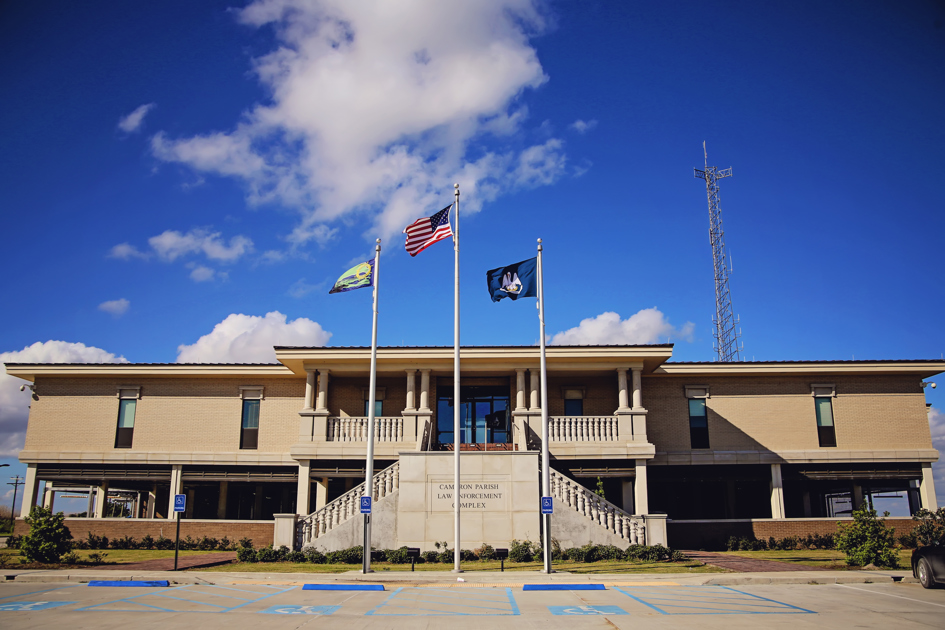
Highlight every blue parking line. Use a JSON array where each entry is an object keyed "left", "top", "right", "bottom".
[
  {"left": 720, "top": 586, "right": 815, "bottom": 614},
  {"left": 75, "top": 584, "right": 298, "bottom": 614},
  {"left": 151, "top": 593, "right": 231, "bottom": 608},
  {"left": 614, "top": 587, "right": 665, "bottom": 614},
  {"left": 366, "top": 586, "right": 519, "bottom": 616},
  {"left": 612, "top": 586, "right": 815, "bottom": 615},
  {"left": 219, "top": 585, "right": 297, "bottom": 613},
  {"left": 0, "top": 586, "right": 74, "bottom": 601}
]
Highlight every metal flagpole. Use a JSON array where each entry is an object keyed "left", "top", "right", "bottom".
[
  {"left": 362, "top": 238, "right": 381, "bottom": 574},
  {"left": 538, "top": 238, "right": 552, "bottom": 573},
  {"left": 452, "top": 183, "right": 462, "bottom": 573}
]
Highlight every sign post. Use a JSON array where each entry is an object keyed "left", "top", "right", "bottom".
[{"left": 173, "top": 494, "right": 186, "bottom": 571}]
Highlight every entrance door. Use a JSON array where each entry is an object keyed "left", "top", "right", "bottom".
[{"left": 437, "top": 386, "right": 509, "bottom": 446}]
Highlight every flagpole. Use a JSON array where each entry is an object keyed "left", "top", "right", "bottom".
[
  {"left": 452, "top": 183, "right": 462, "bottom": 573},
  {"left": 538, "top": 238, "right": 552, "bottom": 573},
  {"left": 362, "top": 238, "right": 381, "bottom": 574}
]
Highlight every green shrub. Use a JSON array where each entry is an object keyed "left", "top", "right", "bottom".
[
  {"left": 326, "top": 545, "right": 363, "bottom": 564},
  {"left": 238, "top": 537, "right": 254, "bottom": 549},
  {"left": 596, "top": 545, "right": 623, "bottom": 561},
  {"left": 155, "top": 536, "right": 175, "bottom": 550},
  {"left": 61, "top": 551, "right": 80, "bottom": 565},
  {"left": 912, "top": 508, "right": 945, "bottom": 547},
  {"left": 20, "top": 507, "right": 73, "bottom": 564},
  {"left": 836, "top": 506, "right": 900, "bottom": 568},
  {"left": 110, "top": 536, "right": 137, "bottom": 550},
  {"left": 236, "top": 547, "right": 257, "bottom": 563},
  {"left": 197, "top": 536, "right": 219, "bottom": 551},
  {"left": 255, "top": 546, "right": 279, "bottom": 562},
  {"left": 6, "top": 534, "right": 22, "bottom": 549},
  {"left": 140, "top": 534, "right": 155, "bottom": 550},
  {"left": 897, "top": 531, "right": 918, "bottom": 549},
  {"left": 474, "top": 543, "right": 495, "bottom": 561},
  {"left": 287, "top": 550, "right": 306, "bottom": 563},
  {"left": 421, "top": 550, "right": 438, "bottom": 563},
  {"left": 304, "top": 548, "right": 326, "bottom": 564},
  {"left": 726, "top": 536, "right": 739, "bottom": 551},
  {"left": 86, "top": 552, "right": 108, "bottom": 565},
  {"left": 565, "top": 545, "right": 590, "bottom": 562},
  {"left": 179, "top": 535, "right": 197, "bottom": 551},
  {"left": 85, "top": 532, "right": 108, "bottom": 550},
  {"left": 508, "top": 539, "right": 537, "bottom": 562},
  {"left": 218, "top": 536, "right": 232, "bottom": 551},
  {"left": 384, "top": 546, "right": 410, "bottom": 564}
]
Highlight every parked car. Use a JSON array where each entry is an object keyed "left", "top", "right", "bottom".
[{"left": 912, "top": 547, "right": 945, "bottom": 588}]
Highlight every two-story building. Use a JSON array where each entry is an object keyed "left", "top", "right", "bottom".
[{"left": 6, "top": 344, "right": 941, "bottom": 550}]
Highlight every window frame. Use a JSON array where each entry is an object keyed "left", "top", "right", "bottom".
[
  {"left": 811, "top": 384, "right": 837, "bottom": 447},
  {"left": 239, "top": 387, "right": 264, "bottom": 450},
  {"left": 114, "top": 386, "right": 140, "bottom": 449},
  {"left": 685, "top": 385, "right": 710, "bottom": 450}
]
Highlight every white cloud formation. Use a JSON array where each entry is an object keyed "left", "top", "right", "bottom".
[
  {"left": 151, "top": 0, "right": 571, "bottom": 247},
  {"left": 288, "top": 278, "right": 322, "bottom": 298},
  {"left": 148, "top": 229, "right": 253, "bottom": 262},
  {"left": 98, "top": 298, "right": 130, "bottom": 317},
  {"left": 176, "top": 311, "right": 332, "bottom": 363},
  {"left": 549, "top": 308, "right": 695, "bottom": 346},
  {"left": 117, "top": 103, "right": 156, "bottom": 133},
  {"left": 929, "top": 407, "right": 945, "bottom": 507},
  {"left": 108, "top": 243, "right": 150, "bottom": 260},
  {"left": 189, "top": 265, "right": 216, "bottom": 282},
  {"left": 0, "top": 341, "right": 126, "bottom": 457},
  {"left": 569, "top": 119, "right": 597, "bottom": 134}
]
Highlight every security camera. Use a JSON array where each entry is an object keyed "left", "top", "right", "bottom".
[
  {"left": 19, "top": 385, "right": 27, "bottom": 392},
  {"left": 922, "top": 381, "right": 937, "bottom": 389}
]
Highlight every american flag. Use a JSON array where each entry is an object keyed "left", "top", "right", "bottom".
[{"left": 403, "top": 205, "right": 453, "bottom": 257}]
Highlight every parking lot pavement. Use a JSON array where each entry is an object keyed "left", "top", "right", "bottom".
[{"left": 0, "top": 576, "right": 942, "bottom": 629}]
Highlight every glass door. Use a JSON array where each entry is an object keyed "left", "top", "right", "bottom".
[{"left": 437, "top": 386, "right": 510, "bottom": 446}]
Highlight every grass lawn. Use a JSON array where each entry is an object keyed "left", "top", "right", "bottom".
[
  {"left": 0, "top": 548, "right": 233, "bottom": 567},
  {"left": 194, "top": 559, "right": 725, "bottom": 574},
  {"left": 722, "top": 549, "right": 914, "bottom": 570}
]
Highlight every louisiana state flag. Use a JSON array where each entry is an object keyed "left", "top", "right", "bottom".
[{"left": 486, "top": 257, "right": 537, "bottom": 302}]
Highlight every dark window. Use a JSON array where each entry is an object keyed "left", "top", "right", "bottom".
[
  {"left": 114, "top": 399, "right": 136, "bottom": 448},
  {"left": 437, "top": 385, "right": 510, "bottom": 445},
  {"left": 240, "top": 399, "right": 260, "bottom": 449},
  {"left": 815, "top": 397, "right": 837, "bottom": 447},
  {"left": 688, "top": 398, "right": 709, "bottom": 449},
  {"left": 363, "top": 399, "right": 383, "bottom": 417},
  {"left": 564, "top": 398, "right": 584, "bottom": 416}
]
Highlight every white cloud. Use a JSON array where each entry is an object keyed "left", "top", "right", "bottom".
[
  {"left": 0, "top": 341, "right": 126, "bottom": 457},
  {"left": 189, "top": 265, "right": 216, "bottom": 282},
  {"left": 148, "top": 229, "right": 253, "bottom": 262},
  {"left": 117, "top": 103, "right": 156, "bottom": 133},
  {"left": 108, "top": 243, "right": 150, "bottom": 260},
  {"left": 98, "top": 298, "right": 130, "bottom": 317},
  {"left": 929, "top": 407, "right": 945, "bottom": 507},
  {"left": 176, "top": 311, "right": 332, "bottom": 363},
  {"left": 151, "top": 0, "right": 569, "bottom": 247},
  {"left": 569, "top": 119, "right": 597, "bottom": 134},
  {"left": 549, "top": 308, "right": 696, "bottom": 346}
]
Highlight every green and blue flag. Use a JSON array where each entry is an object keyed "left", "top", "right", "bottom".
[
  {"left": 329, "top": 259, "right": 375, "bottom": 294},
  {"left": 486, "top": 257, "right": 537, "bottom": 302}
]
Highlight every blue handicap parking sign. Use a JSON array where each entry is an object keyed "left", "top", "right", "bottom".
[
  {"left": 260, "top": 605, "right": 339, "bottom": 615},
  {"left": 174, "top": 494, "right": 186, "bottom": 512},
  {"left": 541, "top": 496, "right": 553, "bottom": 514},
  {"left": 360, "top": 496, "right": 372, "bottom": 513},
  {"left": 548, "top": 605, "right": 628, "bottom": 616}
]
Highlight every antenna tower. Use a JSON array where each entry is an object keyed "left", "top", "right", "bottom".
[{"left": 694, "top": 142, "right": 742, "bottom": 362}]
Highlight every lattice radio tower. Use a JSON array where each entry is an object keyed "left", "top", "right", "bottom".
[{"left": 694, "top": 142, "right": 743, "bottom": 362}]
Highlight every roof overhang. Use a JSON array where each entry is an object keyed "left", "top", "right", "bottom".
[
  {"left": 3, "top": 363, "right": 293, "bottom": 383},
  {"left": 655, "top": 361, "right": 945, "bottom": 378}
]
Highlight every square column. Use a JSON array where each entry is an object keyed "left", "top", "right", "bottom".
[
  {"left": 42, "top": 482, "right": 55, "bottom": 511},
  {"left": 147, "top": 485, "right": 157, "bottom": 518},
  {"left": 167, "top": 464, "right": 182, "bottom": 520},
  {"left": 634, "top": 459, "right": 648, "bottom": 515},
  {"left": 217, "top": 481, "right": 229, "bottom": 519},
  {"left": 94, "top": 481, "right": 109, "bottom": 518},
  {"left": 770, "top": 463, "right": 785, "bottom": 519},
  {"left": 18, "top": 464, "right": 39, "bottom": 518},
  {"left": 919, "top": 463, "right": 938, "bottom": 510},
  {"left": 314, "top": 478, "right": 329, "bottom": 510},
  {"left": 297, "top": 459, "right": 312, "bottom": 516}
]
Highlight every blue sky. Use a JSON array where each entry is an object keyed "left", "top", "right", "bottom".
[{"left": 1, "top": 1, "right": 943, "bottom": 509}]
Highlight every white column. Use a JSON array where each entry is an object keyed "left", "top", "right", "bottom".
[
  {"left": 515, "top": 369, "right": 527, "bottom": 412},
  {"left": 19, "top": 464, "right": 39, "bottom": 518},
  {"left": 315, "top": 478, "right": 329, "bottom": 510},
  {"left": 297, "top": 459, "right": 312, "bottom": 516},
  {"left": 95, "top": 481, "right": 109, "bottom": 518},
  {"left": 147, "top": 485, "right": 157, "bottom": 519},
  {"left": 617, "top": 368, "right": 630, "bottom": 411},
  {"left": 304, "top": 370, "right": 316, "bottom": 410},
  {"left": 631, "top": 368, "right": 643, "bottom": 410},
  {"left": 770, "top": 463, "right": 785, "bottom": 519},
  {"left": 167, "top": 464, "right": 183, "bottom": 520},
  {"left": 634, "top": 459, "right": 648, "bottom": 515},
  {"left": 42, "top": 482, "right": 54, "bottom": 510},
  {"left": 530, "top": 369, "right": 540, "bottom": 411},
  {"left": 316, "top": 370, "right": 330, "bottom": 412},
  {"left": 405, "top": 370, "right": 417, "bottom": 412},
  {"left": 419, "top": 370, "right": 431, "bottom": 411},
  {"left": 920, "top": 463, "right": 938, "bottom": 511}
]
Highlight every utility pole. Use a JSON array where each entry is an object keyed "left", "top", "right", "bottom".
[
  {"left": 7, "top": 475, "right": 24, "bottom": 530},
  {"left": 694, "top": 142, "right": 743, "bottom": 362}
]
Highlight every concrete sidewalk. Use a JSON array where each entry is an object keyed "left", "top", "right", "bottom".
[{"left": 1, "top": 567, "right": 915, "bottom": 586}]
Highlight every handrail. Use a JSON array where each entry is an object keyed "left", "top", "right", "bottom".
[{"left": 550, "top": 468, "right": 645, "bottom": 544}]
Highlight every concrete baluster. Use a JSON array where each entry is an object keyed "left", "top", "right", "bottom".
[{"left": 607, "top": 505, "right": 615, "bottom": 532}]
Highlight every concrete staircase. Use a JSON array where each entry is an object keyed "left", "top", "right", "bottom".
[{"left": 549, "top": 468, "right": 648, "bottom": 547}]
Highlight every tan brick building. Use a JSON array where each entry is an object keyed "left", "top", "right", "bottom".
[{"left": 5, "top": 345, "right": 941, "bottom": 549}]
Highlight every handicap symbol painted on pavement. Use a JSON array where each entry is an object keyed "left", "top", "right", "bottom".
[
  {"left": 0, "top": 601, "right": 77, "bottom": 612},
  {"left": 259, "top": 605, "right": 340, "bottom": 615},
  {"left": 548, "top": 605, "right": 628, "bottom": 616}
]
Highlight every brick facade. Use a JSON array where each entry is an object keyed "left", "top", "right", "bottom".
[
  {"left": 14, "top": 518, "right": 275, "bottom": 548},
  {"left": 668, "top": 517, "right": 916, "bottom": 550}
]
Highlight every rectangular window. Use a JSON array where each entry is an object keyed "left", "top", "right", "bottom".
[
  {"left": 114, "top": 399, "right": 136, "bottom": 448},
  {"left": 240, "top": 399, "right": 260, "bottom": 450},
  {"left": 688, "top": 398, "right": 709, "bottom": 449},
  {"left": 564, "top": 398, "right": 584, "bottom": 416},
  {"left": 364, "top": 399, "right": 383, "bottom": 417},
  {"left": 815, "top": 397, "right": 837, "bottom": 447}
]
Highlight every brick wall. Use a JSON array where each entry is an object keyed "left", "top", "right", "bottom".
[
  {"left": 667, "top": 517, "right": 916, "bottom": 550},
  {"left": 644, "top": 374, "right": 931, "bottom": 453},
  {"left": 14, "top": 518, "right": 275, "bottom": 548}
]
